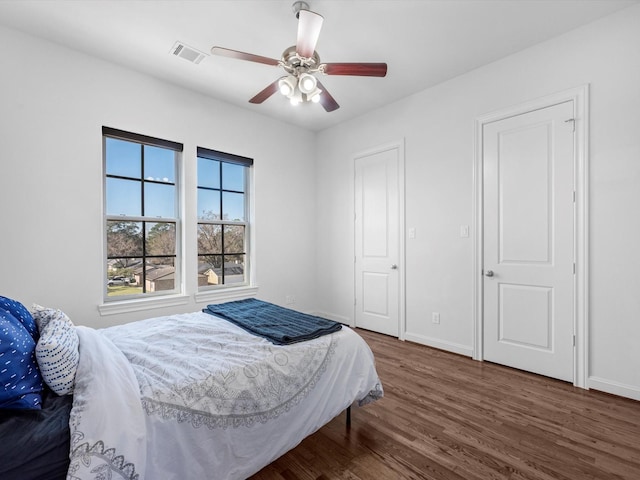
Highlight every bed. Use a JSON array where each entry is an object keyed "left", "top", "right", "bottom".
[{"left": 0, "top": 297, "right": 383, "bottom": 480}]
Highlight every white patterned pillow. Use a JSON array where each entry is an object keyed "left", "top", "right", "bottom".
[
  {"left": 31, "top": 305, "right": 79, "bottom": 395},
  {"left": 31, "top": 304, "right": 64, "bottom": 331}
]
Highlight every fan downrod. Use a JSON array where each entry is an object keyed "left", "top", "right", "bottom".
[{"left": 292, "top": 1, "right": 310, "bottom": 19}]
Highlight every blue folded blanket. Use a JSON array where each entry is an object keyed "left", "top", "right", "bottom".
[{"left": 203, "top": 298, "right": 342, "bottom": 345}]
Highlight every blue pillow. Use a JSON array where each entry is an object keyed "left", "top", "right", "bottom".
[
  {"left": 0, "top": 296, "right": 38, "bottom": 340},
  {"left": 0, "top": 308, "right": 43, "bottom": 409}
]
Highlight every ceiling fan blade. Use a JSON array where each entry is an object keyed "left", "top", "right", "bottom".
[
  {"left": 322, "top": 62, "right": 388, "bottom": 77},
  {"left": 316, "top": 80, "right": 339, "bottom": 112},
  {"left": 211, "top": 46, "right": 280, "bottom": 66},
  {"left": 249, "top": 79, "right": 280, "bottom": 104},
  {"left": 296, "top": 9, "right": 324, "bottom": 58}
]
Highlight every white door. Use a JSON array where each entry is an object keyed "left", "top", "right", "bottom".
[
  {"left": 354, "top": 146, "right": 400, "bottom": 337},
  {"left": 483, "top": 101, "right": 575, "bottom": 382}
]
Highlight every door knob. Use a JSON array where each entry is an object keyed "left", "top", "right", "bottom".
[
  {"left": 485, "top": 270, "right": 494, "bottom": 277},
  {"left": 391, "top": 264, "right": 398, "bottom": 270}
]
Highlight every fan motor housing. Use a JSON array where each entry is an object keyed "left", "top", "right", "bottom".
[{"left": 281, "top": 45, "right": 320, "bottom": 73}]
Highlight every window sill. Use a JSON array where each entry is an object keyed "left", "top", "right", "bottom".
[
  {"left": 194, "top": 285, "right": 259, "bottom": 305},
  {"left": 98, "top": 294, "right": 190, "bottom": 316},
  {"left": 98, "top": 286, "right": 259, "bottom": 316}
]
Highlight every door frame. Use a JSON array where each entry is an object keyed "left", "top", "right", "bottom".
[
  {"left": 352, "top": 139, "right": 406, "bottom": 340},
  {"left": 473, "top": 86, "right": 589, "bottom": 388}
]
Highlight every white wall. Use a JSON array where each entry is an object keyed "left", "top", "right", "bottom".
[
  {"left": 316, "top": 5, "right": 640, "bottom": 400},
  {"left": 2, "top": 4, "right": 639, "bottom": 401},
  {"left": 0, "top": 25, "right": 317, "bottom": 328}
]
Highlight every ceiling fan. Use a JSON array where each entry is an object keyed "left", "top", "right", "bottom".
[{"left": 210, "top": 1, "right": 387, "bottom": 112}]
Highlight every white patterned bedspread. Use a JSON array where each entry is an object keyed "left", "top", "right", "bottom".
[{"left": 66, "top": 311, "right": 382, "bottom": 480}]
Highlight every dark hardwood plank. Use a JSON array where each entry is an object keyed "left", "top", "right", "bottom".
[{"left": 251, "top": 329, "right": 640, "bottom": 480}]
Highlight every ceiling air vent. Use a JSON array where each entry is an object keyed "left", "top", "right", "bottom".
[{"left": 171, "top": 41, "right": 207, "bottom": 64}]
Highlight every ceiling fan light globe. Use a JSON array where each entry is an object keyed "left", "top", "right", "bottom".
[
  {"left": 279, "top": 83, "right": 292, "bottom": 96},
  {"left": 278, "top": 76, "right": 297, "bottom": 97},
  {"left": 298, "top": 73, "right": 317, "bottom": 94},
  {"left": 307, "top": 86, "right": 322, "bottom": 103}
]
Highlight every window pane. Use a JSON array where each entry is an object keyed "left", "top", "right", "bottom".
[
  {"left": 105, "top": 138, "right": 141, "bottom": 178},
  {"left": 223, "top": 192, "right": 245, "bottom": 221},
  {"left": 145, "top": 258, "right": 175, "bottom": 292},
  {"left": 198, "top": 189, "right": 220, "bottom": 220},
  {"left": 198, "top": 157, "right": 220, "bottom": 189},
  {"left": 144, "top": 146, "right": 175, "bottom": 183},
  {"left": 198, "top": 223, "right": 222, "bottom": 254},
  {"left": 107, "top": 221, "right": 143, "bottom": 257},
  {"left": 198, "top": 256, "right": 223, "bottom": 285},
  {"left": 107, "top": 258, "right": 142, "bottom": 297},
  {"left": 222, "top": 162, "right": 244, "bottom": 192},
  {"left": 224, "top": 225, "right": 245, "bottom": 254},
  {"left": 224, "top": 255, "right": 245, "bottom": 284},
  {"left": 107, "top": 257, "right": 141, "bottom": 276},
  {"left": 146, "top": 222, "right": 176, "bottom": 256},
  {"left": 106, "top": 178, "right": 141, "bottom": 216},
  {"left": 144, "top": 182, "right": 175, "bottom": 218}
]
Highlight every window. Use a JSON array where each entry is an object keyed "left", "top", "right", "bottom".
[
  {"left": 197, "top": 147, "right": 252, "bottom": 289},
  {"left": 103, "top": 127, "right": 182, "bottom": 299}
]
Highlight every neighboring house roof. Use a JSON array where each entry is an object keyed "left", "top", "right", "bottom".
[
  {"left": 225, "top": 264, "right": 244, "bottom": 275},
  {"left": 129, "top": 262, "right": 242, "bottom": 281},
  {"left": 145, "top": 266, "right": 175, "bottom": 281},
  {"left": 198, "top": 262, "right": 244, "bottom": 276},
  {"left": 198, "top": 263, "right": 213, "bottom": 275}
]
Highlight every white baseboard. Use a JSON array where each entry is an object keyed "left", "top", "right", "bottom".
[
  {"left": 403, "top": 332, "right": 473, "bottom": 357},
  {"left": 588, "top": 376, "right": 640, "bottom": 402}
]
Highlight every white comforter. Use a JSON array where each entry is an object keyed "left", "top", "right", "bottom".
[{"left": 66, "top": 311, "right": 382, "bottom": 480}]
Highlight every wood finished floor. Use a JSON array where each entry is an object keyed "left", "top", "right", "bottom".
[{"left": 251, "top": 328, "right": 640, "bottom": 480}]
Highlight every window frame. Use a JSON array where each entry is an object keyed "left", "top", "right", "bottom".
[
  {"left": 102, "top": 126, "right": 183, "bottom": 302},
  {"left": 196, "top": 146, "right": 253, "bottom": 291}
]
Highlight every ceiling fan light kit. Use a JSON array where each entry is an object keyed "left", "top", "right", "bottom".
[
  {"left": 210, "top": 2, "right": 387, "bottom": 112},
  {"left": 298, "top": 73, "right": 317, "bottom": 94},
  {"left": 278, "top": 75, "right": 297, "bottom": 96}
]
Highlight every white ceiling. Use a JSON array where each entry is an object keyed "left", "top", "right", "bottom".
[{"left": 0, "top": 0, "right": 637, "bottom": 131}]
